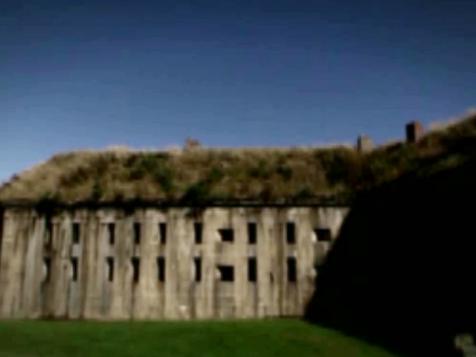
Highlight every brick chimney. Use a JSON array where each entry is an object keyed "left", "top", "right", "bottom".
[
  {"left": 406, "top": 121, "right": 424, "bottom": 144},
  {"left": 356, "top": 135, "right": 374, "bottom": 153}
]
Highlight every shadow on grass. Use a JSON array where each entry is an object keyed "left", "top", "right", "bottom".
[{"left": 305, "top": 157, "right": 476, "bottom": 356}]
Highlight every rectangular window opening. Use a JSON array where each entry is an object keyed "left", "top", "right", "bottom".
[
  {"left": 133, "top": 222, "right": 141, "bottom": 245},
  {"left": 218, "top": 228, "right": 234, "bottom": 242},
  {"left": 286, "top": 222, "right": 296, "bottom": 244},
  {"left": 131, "top": 257, "right": 140, "bottom": 283},
  {"left": 315, "top": 228, "right": 332, "bottom": 242},
  {"left": 194, "top": 222, "right": 203, "bottom": 244},
  {"left": 248, "top": 257, "right": 257, "bottom": 282},
  {"left": 157, "top": 257, "right": 165, "bottom": 282},
  {"left": 106, "top": 257, "right": 114, "bottom": 282},
  {"left": 287, "top": 257, "right": 297, "bottom": 282},
  {"left": 71, "top": 257, "right": 78, "bottom": 282},
  {"left": 159, "top": 222, "right": 167, "bottom": 244},
  {"left": 108, "top": 223, "right": 115, "bottom": 245},
  {"left": 247, "top": 222, "right": 257, "bottom": 244},
  {"left": 218, "top": 265, "right": 234, "bottom": 282},
  {"left": 72, "top": 223, "right": 80, "bottom": 244},
  {"left": 194, "top": 257, "right": 202, "bottom": 282}
]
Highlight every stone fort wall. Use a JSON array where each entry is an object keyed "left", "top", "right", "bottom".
[{"left": 0, "top": 206, "right": 348, "bottom": 320}]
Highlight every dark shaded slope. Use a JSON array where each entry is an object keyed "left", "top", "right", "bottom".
[{"left": 305, "top": 155, "right": 476, "bottom": 356}]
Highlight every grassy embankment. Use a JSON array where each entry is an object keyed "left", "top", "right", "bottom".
[{"left": 1, "top": 112, "right": 475, "bottom": 205}]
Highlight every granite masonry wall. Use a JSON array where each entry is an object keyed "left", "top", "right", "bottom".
[{"left": 0, "top": 206, "right": 348, "bottom": 320}]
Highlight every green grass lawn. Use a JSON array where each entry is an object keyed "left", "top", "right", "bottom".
[{"left": 0, "top": 319, "right": 397, "bottom": 357}]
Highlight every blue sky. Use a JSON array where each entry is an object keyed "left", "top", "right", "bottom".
[{"left": 1, "top": 0, "right": 476, "bottom": 181}]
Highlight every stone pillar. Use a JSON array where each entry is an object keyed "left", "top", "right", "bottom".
[{"left": 406, "top": 121, "right": 424, "bottom": 143}]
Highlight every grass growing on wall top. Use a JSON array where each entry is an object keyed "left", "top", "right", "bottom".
[
  {"left": 1, "top": 111, "right": 475, "bottom": 205},
  {"left": 0, "top": 319, "right": 397, "bottom": 357},
  {"left": 0, "top": 147, "right": 356, "bottom": 204}
]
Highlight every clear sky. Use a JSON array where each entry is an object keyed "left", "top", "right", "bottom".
[{"left": 1, "top": 0, "right": 475, "bottom": 181}]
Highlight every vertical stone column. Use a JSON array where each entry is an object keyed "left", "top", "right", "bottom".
[
  {"left": 164, "top": 208, "right": 189, "bottom": 319},
  {"left": 0, "top": 209, "right": 42, "bottom": 318},
  {"left": 231, "top": 207, "right": 247, "bottom": 318},
  {"left": 242, "top": 208, "right": 259, "bottom": 318},
  {"left": 0, "top": 207, "right": 3, "bottom": 281},
  {"left": 0, "top": 209, "right": 19, "bottom": 317},
  {"left": 196, "top": 208, "right": 213, "bottom": 319}
]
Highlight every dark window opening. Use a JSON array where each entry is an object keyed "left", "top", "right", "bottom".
[
  {"left": 194, "top": 222, "right": 203, "bottom": 244},
  {"left": 131, "top": 257, "right": 140, "bottom": 283},
  {"left": 72, "top": 223, "right": 80, "bottom": 244},
  {"left": 71, "top": 257, "right": 78, "bottom": 282},
  {"left": 159, "top": 223, "right": 167, "bottom": 244},
  {"left": 218, "top": 228, "right": 234, "bottom": 242},
  {"left": 43, "top": 257, "right": 51, "bottom": 283},
  {"left": 194, "top": 257, "right": 202, "bottom": 282},
  {"left": 248, "top": 257, "right": 257, "bottom": 282},
  {"left": 157, "top": 257, "right": 165, "bottom": 282},
  {"left": 287, "top": 257, "right": 297, "bottom": 282},
  {"left": 106, "top": 257, "right": 114, "bottom": 282},
  {"left": 315, "top": 228, "right": 332, "bottom": 242},
  {"left": 108, "top": 223, "right": 115, "bottom": 245},
  {"left": 286, "top": 222, "right": 296, "bottom": 244},
  {"left": 247, "top": 223, "right": 257, "bottom": 244},
  {"left": 218, "top": 265, "right": 234, "bottom": 282},
  {"left": 133, "top": 222, "right": 141, "bottom": 245}
]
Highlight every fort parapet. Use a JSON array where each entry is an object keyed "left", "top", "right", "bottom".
[{"left": 0, "top": 115, "right": 462, "bottom": 320}]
